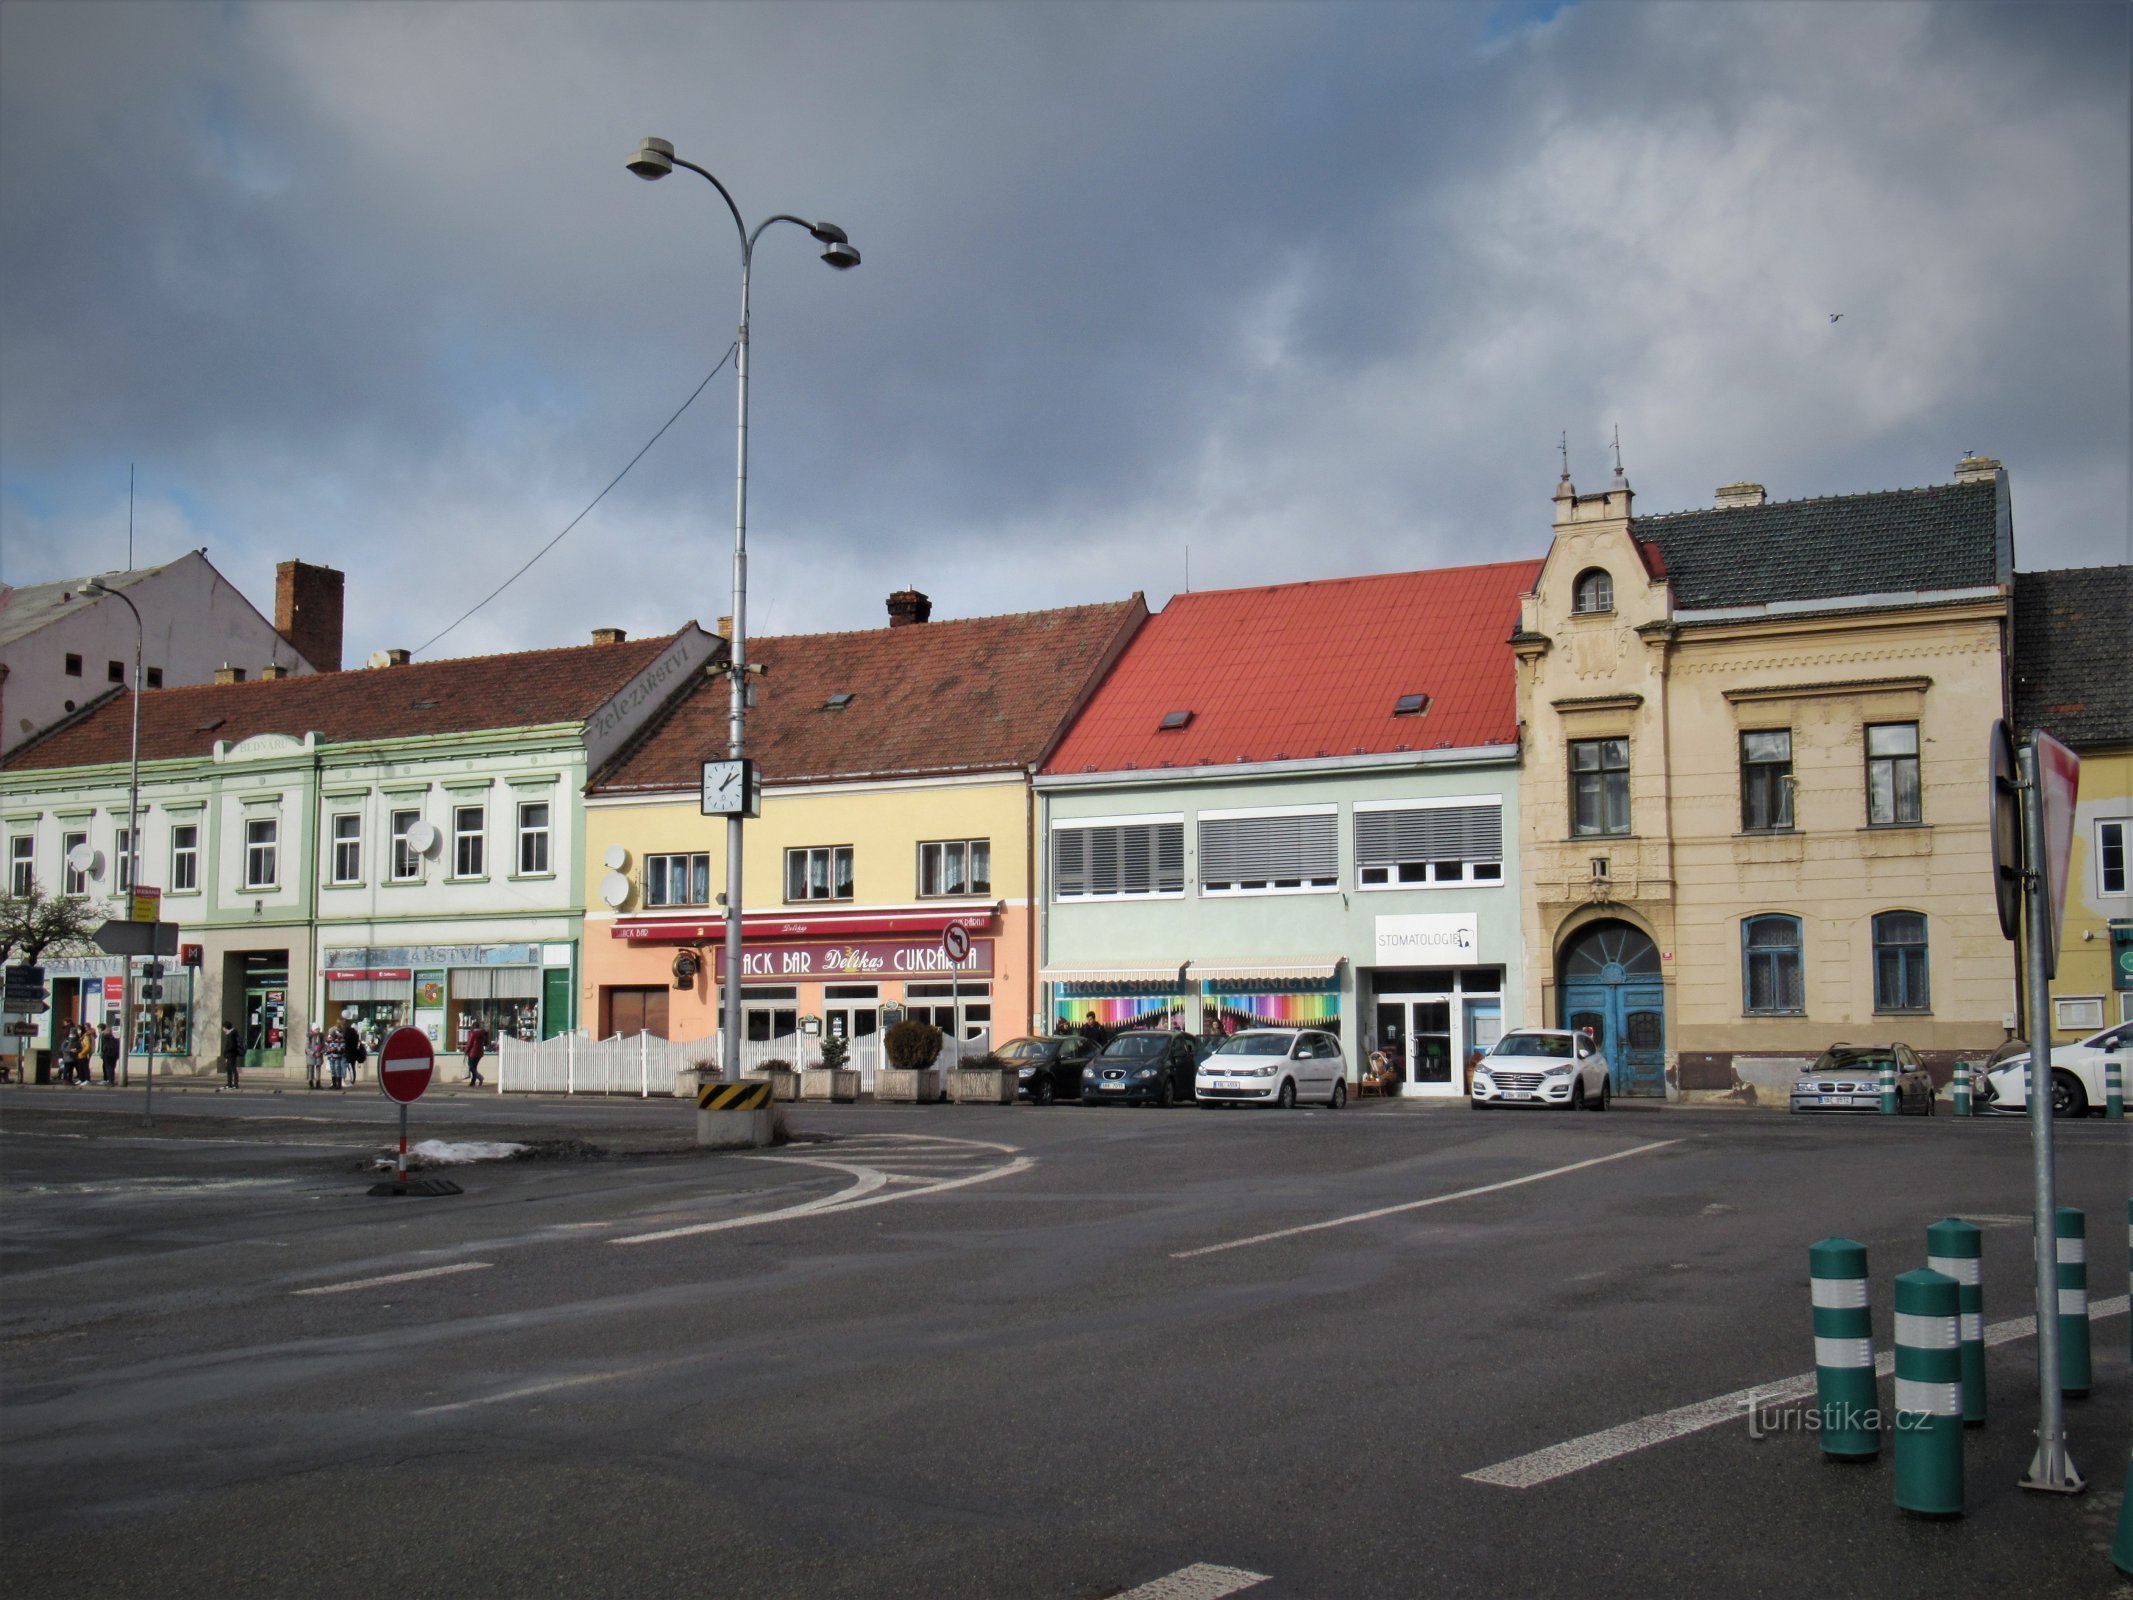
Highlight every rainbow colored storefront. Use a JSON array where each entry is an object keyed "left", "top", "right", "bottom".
[
  {"left": 1050, "top": 975, "right": 1189, "bottom": 1034},
  {"left": 1045, "top": 962, "right": 1343, "bottom": 1037}
]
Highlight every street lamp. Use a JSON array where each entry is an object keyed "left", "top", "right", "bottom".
[
  {"left": 76, "top": 575, "right": 142, "bottom": 1092},
  {"left": 625, "top": 136, "right": 859, "bottom": 1083}
]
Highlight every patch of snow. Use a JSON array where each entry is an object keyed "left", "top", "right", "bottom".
[{"left": 373, "top": 1139, "right": 527, "bottom": 1170}]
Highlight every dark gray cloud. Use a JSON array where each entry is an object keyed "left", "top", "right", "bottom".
[{"left": 2, "top": 0, "right": 2125, "bottom": 665}]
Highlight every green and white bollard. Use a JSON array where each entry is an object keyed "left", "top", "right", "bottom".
[
  {"left": 1926, "top": 1217, "right": 1986, "bottom": 1426},
  {"left": 1951, "top": 1063, "right": 1972, "bottom": 1118},
  {"left": 1893, "top": 1268, "right": 1964, "bottom": 1517},
  {"left": 2114, "top": 1450, "right": 2133, "bottom": 1576},
  {"left": 1878, "top": 1056, "right": 1898, "bottom": 1115},
  {"left": 2046, "top": 1205, "right": 2091, "bottom": 1399},
  {"left": 1809, "top": 1237, "right": 1879, "bottom": 1460},
  {"left": 2107, "top": 1050, "right": 2123, "bottom": 1119},
  {"left": 2125, "top": 1199, "right": 2131, "bottom": 1363}
]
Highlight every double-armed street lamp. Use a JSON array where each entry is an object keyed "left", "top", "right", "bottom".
[
  {"left": 76, "top": 575, "right": 142, "bottom": 1088},
  {"left": 624, "top": 136, "right": 859, "bottom": 1082}
]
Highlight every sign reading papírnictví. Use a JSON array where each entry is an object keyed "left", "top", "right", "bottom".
[{"left": 710, "top": 939, "right": 994, "bottom": 981}]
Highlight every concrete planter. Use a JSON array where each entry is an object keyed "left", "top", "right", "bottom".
[
  {"left": 751, "top": 1067, "right": 801, "bottom": 1102},
  {"left": 876, "top": 1066, "right": 944, "bottom": 1103},
  {"left": 949, "top": 1066, "right": 1017, "bottom": 1104},
  {"left": 799, "top": 1068, "right": 859, "bottom": 1103}
]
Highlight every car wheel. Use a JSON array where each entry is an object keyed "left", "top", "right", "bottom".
[
  {"left": 1277, "top": 1078, "right": 1296, "bottom": 1110},
  {"left": 1035, "top": 1077, "right": 1055, "bottom": 1106},
  {"left": 1568, "top": 1081, "right": 1585, "bottom": 1111},
  {"left": 1330, "top": 1078, "right": 1347, "bottom": 1110},
  {"left": 1592, "top": 1079, "right": 1610, "bottom": 1112},
  {"left": 2051, "top": 1070, "right": 2088, "bottom": 1118},
  {"left": 1157, "top": 1074, "right": 1173, "bottom": 1108}
]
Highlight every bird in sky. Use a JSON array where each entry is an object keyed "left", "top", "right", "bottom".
[{"left": 1829, "top": 313, "right": 1843, "bottom": 323}]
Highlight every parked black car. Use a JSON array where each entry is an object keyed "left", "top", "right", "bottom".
[
  {"left": 1082, "top": 1030, "right": 1201, "bottom": 1107},
  {"left": 996, "top": 1035, "right": 1101, "bottom": 1104}
]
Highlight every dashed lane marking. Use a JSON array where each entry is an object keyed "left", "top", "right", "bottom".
[
  {"left": 1114, "top": 1563, "right": 1271, "bottom": 1599},
  {"left": 1464, "top": 1293, "right": 2130, "bottom": 1488},
  {"left": 1172, "top": 1140, "right": 1682, "bottom": 1259},
  {"left": 293, "top": 1261, "right": 493, "bottom": 1296}
]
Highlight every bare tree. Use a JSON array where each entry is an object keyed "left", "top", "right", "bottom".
[{"left": 0, "top": 880, "right": 109, "bottom": 967}]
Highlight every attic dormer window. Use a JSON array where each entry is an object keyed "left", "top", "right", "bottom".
[
  {"left": 196, "top": 718, "right": 225, "bottom": 733},
  {"left": 823, "top": 691, "right": 854, "bottom": 711},
  {"left": 411, "top": 699, "right": 438, "bottom": 710},
  {"left": 1393, "top": 693, "right": 1430, "bottom": 717},
  {"left": 1158, "top": 709, "right": 1193, "bottom": 731},
  {"left": 1573, "top": 569, "right": 1614, "bottom": 614}
]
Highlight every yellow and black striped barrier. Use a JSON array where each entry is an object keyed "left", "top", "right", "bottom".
[{"left": 697, "top": 1079, "right": 774, "bottom": 1112}]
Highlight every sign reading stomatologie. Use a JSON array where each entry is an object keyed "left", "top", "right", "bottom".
[
  {"left": 1374, "top": 913, "right": 1479, "bottom": 967},
  {"left": 713, "top": 939, "right": 993, "bottom": 982}
]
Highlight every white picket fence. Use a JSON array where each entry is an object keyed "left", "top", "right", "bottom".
[{"left": 495, "top": 1027, "right": 994, "bottom": 1097}]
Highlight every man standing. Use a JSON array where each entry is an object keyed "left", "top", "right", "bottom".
[
  {"left": 463, "top": 1021, "right": 488, "bottom": 1088},
  {"left": 97, "top": 1023, "right": 120, "bottom": 1086},
  {"left": 219, "top": 1021, "right": 241, "bottom": 1089}
]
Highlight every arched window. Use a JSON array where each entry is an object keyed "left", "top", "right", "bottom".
[
  {"left": 1742, "top": 914, "right": 1803, "bottom": 1014},
  {"left": 1573, "top": 568, "right": 1614, "bottom": 614},
  {"left": 1872, "top": 911, "right": 1929, "bottom": 1012}
]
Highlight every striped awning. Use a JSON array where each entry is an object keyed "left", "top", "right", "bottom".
[
  {"left": 1039, "top": 965, "right": 1186, "bottom": 983},
  {"left": 1187, "top": 959, "right": 1344, "bottom": 984}
]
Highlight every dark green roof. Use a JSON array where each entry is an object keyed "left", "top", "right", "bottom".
[
  {"left": 1636, "top": 480, "right": 2007, "bottom": 610},
  {"left": 2012, "top": 566, "right": 2131, "bottom": 750}
]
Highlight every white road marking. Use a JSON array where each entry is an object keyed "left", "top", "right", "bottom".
[
  {"left": 610, "top": 1163, "right": 891, "bottom": 1244},
  {"left": 293, "top": 1261, "right": 493, "bottom": 1296},
  {"left": 1114, "top": 1563, "right": 1271, "bottom": 1600},
  {"left": 1172, "top": 1140, "right": 1682, "bottom": 1259},
  {"left": 412, "top": 1352, "right": 702, "bottom": 1416},
  {"left": 1465, "top": 1293, "right": 2130, "bottom": 1488}
]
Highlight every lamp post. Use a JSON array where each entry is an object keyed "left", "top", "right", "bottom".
[
  {"left": 77, "top": 576, "right": 142, "bottom": 1092},
  {"left": 625, "top": 136, "right": 859, "bottom": 1083}
]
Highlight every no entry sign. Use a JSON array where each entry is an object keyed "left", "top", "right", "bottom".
[{"left": 378, "top": 1026, "right": 435, "bottom": 1104}]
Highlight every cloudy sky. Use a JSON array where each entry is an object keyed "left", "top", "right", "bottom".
[{"left": 2, "top": 0, "right": 2126, "bottom": 665}]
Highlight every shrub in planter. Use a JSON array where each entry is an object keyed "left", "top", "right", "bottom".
[
  {"left": 884, "top": 1019, "right": 943, "bottom": 1069},
  {"left": 817, "top": 1033, "right": 849, "bottom": 1073},
  {"left": 759, "top": 1058, "right": 793, "bottom": 1074}
]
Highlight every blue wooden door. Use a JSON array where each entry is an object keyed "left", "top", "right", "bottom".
[{"left": 1559, "top": 922, "right": 1666, "bottom": 1097}]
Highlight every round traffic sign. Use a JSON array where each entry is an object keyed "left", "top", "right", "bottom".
[
  {"left": 940, "top": 923, "right": 971, "bottom": 964},
  {"left": 1986, "top": 719, "right": 2021, "bottom": 942},
  {"left": 378, "top": 1025, "right": 435, "bottom": 1104}
]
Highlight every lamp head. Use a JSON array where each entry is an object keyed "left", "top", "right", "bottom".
[
  {"left": 807, "top": 221, "right": 849, "bottom": 246},
  {"left": 626, "top": 137, "right": 675, "bottom": 180},
  {"left": 820, "top": 240, "right": 861, "bottom": 270}
]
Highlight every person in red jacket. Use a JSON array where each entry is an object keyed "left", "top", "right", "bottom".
[{"left": 463, "top": 1022, "right": 489, "bottom": 1088}]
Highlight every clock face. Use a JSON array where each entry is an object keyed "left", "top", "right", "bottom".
[{"left": 701, "top": 759, "right": 750, "bottom": 815}]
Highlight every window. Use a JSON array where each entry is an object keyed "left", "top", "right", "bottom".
[
  {"left": 108, "top": 660, "right": 126, "bottom": 684},
  {"left": 1872, "top": 911, "right": 1929, "bottom": 1012},
  {"left": 1050, "top": 818, "right": 1185, "bottom": 900},
  {"left": 243, "top": 818, "right": 278, "bottom": 890},
  {"left": 1740, "top": 730, "right": 1794, "bottom": 831},
  {"left": 1742, "top": 914, "right": 1803, "bottom": 1014},
  {"left": 1866, "top": 722, "right": 1920, "bottom": 825},
  {"left": 1569, "top": 738, "right": 1630, "bottom": 836},
  {"left": 9, "top": 835, "right": 32, "bottom": 896},
  {"left": 517, "top": 802, "right": 551, "bottom": 875},
  {"left": 1354, "top": 800, "right": 1501, "bottom": 888},
  {"left": 64, "top": 653, "right": 82, "bottom": 677},
  {"left": 390, "top": 810, "right": 422, "bottom": 881},
  {"left": 2054, "top": 996, "right": 2106, "bottom": 1033},
  {"left": 919, "top": 839, "right": 991, "bottom": 897},
  {"left": 169, "top": 824, "right": 198, "bottom": 892},
  {"left": 646, "top": 852, "right": 712, "bottom": 907},
  {"left": 114, "top": 828, "right": 133, "bottom": 892},
  {"left": 2098, "top": 819, "right": 2127, "bottom": 896},
  {"left": 61, "top": 830, "right": 88, "bottom": 895},
  {"left": 1573, "top": 569, "right": 1614, "bottom": 613},
  {"left": 331, "top": 814, "right": 362, "bottom": 885},
  {"left": 1200, "top": 807, "right": 1338, "bottom": 894},
  {"left": 785, "top": 845, "right": 853, "bottom": 902},
  {"left": 452, "top": 804, "right": 485, "bottom": 878},
  {"left": 145, "top": 667, "right": 163, "bottom": 689}
]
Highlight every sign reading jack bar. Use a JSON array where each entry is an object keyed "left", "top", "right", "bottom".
[{"left": 713, "top": 939, "right": 993, "bottom": 981}]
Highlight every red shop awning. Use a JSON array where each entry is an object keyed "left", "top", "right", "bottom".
[{"left": 612, "top": 905, "right": 997, "bottom": 944}]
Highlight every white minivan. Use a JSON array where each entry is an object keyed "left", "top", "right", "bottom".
[
  {"left": 1195, "top": 1028, "right": 1347, "bottom": 1109},
  {"left": 1470, "top": 1028, "right": 1611, "bottom": 1110}
]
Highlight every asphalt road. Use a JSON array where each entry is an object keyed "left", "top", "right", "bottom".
[{"left": 2, "top": 1084, "right": 2128, "bottom": 1599}]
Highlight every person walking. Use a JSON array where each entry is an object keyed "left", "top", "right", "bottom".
[
  {"left": 304, "top": 1023, "right": 325, "bottom": 1090},
  {"left": 336, "top": 1020, "right": 364, "bottom": 1090},
  {"left": 72, "top": 1024, "right": 95, "bottom": 1085},
  {"left": 97, "top": 1023, "right": 120, "bottom": 1086},
  {"left": 463, "top": 1021, "right": 488, "bottom": 1088},
  {"left": 219, "top": 1021, "right": 241, "bottom": 1089}
]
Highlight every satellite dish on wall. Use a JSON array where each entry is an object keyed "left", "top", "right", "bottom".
[
  {"left": 66, "top": 842, "right": 102, "bottom": 876},
  {"left": 599, "top": 872, "right": 631, "bottom": 909},
  {"left": 604, "top": 844, "right": 630, "bottom": 871},
  {"left": 405, "top": 820, "right": 440, "bottom": 855}
]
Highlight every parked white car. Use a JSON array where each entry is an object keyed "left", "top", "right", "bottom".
[
  {"left": 1195, "top": 1028, "right": 1347, "bottom": 1109},
  {"left": 1979, "top": 1020, "right": 2130, "bottom": 1118},
  {"left": 1471, "top": 1028, "right": 1610, "bottom": 1110}
]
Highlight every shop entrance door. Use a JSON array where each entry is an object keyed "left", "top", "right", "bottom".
[
  {"left": 1373, "top": 997, "right": 1456, "bottom": 1097},
  {"left": 1558, "top": 920, "right": 1665, "bottom": 1097},
  {"left": 824, "top": 1005, "right": 881, "bottom": 1088}
]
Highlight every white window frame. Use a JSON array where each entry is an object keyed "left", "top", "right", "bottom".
[
  {"left": 2054, "top": 995, "right": 2105, "bottom": 1033},
  {"left": 2097, "top": 817, "right": 2127, "bottom": 897},
  {"left": 8, "top": 834, "right": 33, "bottom": 896},
  {"left": 390, "top": 809, "right": 423, "bottom": 882},
  {"left": 1352, "top": 795, "right": 1506, "bottom": 891},
  {"left": 516, "top": 801, "right": 551, "bottom": 876},
  {"left": 645, "top": 852, "right": 712, "bottom": 907},
  {"left": 330, "top": 813, "right": 362, "bottom": 885},
  {"left": 243, "top": 818, "right": 279, "bottom": 891},
  {"left": 1196, "top": 803, "right": 1338, "bottom": 898},
  {"left": 61, "top": 829, "right": 88, "bottom": 896},
  {"left": 169, "top": 824, "right": 198, "bottom": 894},
  {"left": 785, "top": 845, "right": 854, "bottom": 903},
  {"left": 114, "top": 827, "right": 133, "bottom": 893},
  {"left": 1049, "top": 812, "right": 1186, "bottom": 902},
  {"left": 451, "top": 804, "right": 486, "bottom": 880},
  {"left": 918, "top": 838, "right": 992, "bottom": 898}
]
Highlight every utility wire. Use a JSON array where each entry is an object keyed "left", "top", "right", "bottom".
[{"left": 411, "top": 344, "right": 736, "bottom": 658}]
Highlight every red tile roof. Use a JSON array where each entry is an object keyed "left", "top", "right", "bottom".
[
  {"left": 592, "top": 598, "right": 1147, "bottom": 793},
  {"left": 3, "top": 633, "right": 695, "bottom": 770},
  {"left": 1041, "top": 561, "right": 1541, "bottom": 775}
]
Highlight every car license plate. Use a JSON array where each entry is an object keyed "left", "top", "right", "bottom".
[
  {"left": 1503, "top": 1090, "right": 1533, "bottom": 1100},
  {"left": 1101, "top": 1081, "right": 1124, "bottom": 1091}
]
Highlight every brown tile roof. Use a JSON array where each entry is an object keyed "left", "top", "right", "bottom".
[
  {"left": 592, "top": 598, "right": 1147, "bottom": 793},
  {"left": 3, "top": 632, "right": 695, "bottom": 770}
]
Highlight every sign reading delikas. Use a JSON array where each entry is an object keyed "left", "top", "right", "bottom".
[
  {"left": 1373, "top": 914, "right": 1478, "bottom": 967},
  {"left": 715, "top": 939, "right": 994, "bottom": 981}
]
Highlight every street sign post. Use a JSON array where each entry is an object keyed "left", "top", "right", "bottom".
[
  {"left": 1987, "top": 721, "right": 2022, "bottom": 942},
  {"left": 377, "top": 1026, "right": 435, "bottom": 1192},
  {"left": 940, "top": 924, "right": 971, "bottom": 1063},
  {"left": 2032, "top": 731, "right": 2080, "bottom": 978}
]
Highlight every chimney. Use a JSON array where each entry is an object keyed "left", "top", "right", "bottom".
[
  {"left": 886, "top": 588, "right": 932, "bottom": 628},
  {"left": 715, "top": 615, "right": 733, "bottom": 640},
  {"left": 258, "top": 664, "right": 290, "bottom": 681},
  {"left": 214, "top": 665, "right": 246, "bottom": 684},
  {"left": 591, "top": 627, "right": 627, "bottom": 646},
  {"left": 1954, "top": 454, "right": 2001, "bottom": 485},
  {"left": 275, "top": 560, "right": 345, "bottom": 673},
  {"left": 384, "top": 648, "right": 410, "bottom": 667},
  {"left": 1715, "top": 482, "right": 1767, "bottom": 508}
]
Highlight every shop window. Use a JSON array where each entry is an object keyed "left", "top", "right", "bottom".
[
  {"left": 2097, "top": 818, "right": 2127, "bottom": 896},
  {"left": 1866, "top": 722, "right": 1920, "bottom": 826},
  {"left": 331, "top": 814, "right": 362, "bottom": 885},
  {"left": 169, "top": 824, "right": 198, "bottom": 892},
  {"left": 1742, "top": 914, "right": 1804, "bottom": 1014},
  {"left": 1569, "top": 739, "right": 1630, "bottom": 837},
  {"left": 517, "top": 802, "right": 551, "bottom": 875},
  {"left": 1872, "top": 912, "right": 1930, "bottom": 1012},
  {"left": 390, "top": 810, "right": 422, "bottom": 881},
  {"left": 243, "top": 818, "right": 278, "bottom": 890},
  {"left": 8, "top": 834, "right": 32, "bottom": 897},
  {"left": 62, "top": 830, "right": 88, "bottom": 895},
  {"left": 452, "top": 805, "right": 485, "bottom": 879},
  {"left": 1199, "top": 807, "right": 1337, "bottom": 895},
  {"left": 785, "top": 845, "right": 853, "bottom": 902},
  {"left": 646, "top": 852, "right": 712, "bottom": 907},
  {"left": 1573, "top": 568, "right": 1613, "bottom": 614},
  {"left": 1050, "top": 818, "right": 1185, "bottom": 900},
  {"left": 918, "top": 838, "right": 991, "bottom": 897},
  {"left": 905, "top": 981, "right": 991, "bottom": 1040},
  {"left": 1740, "top": 730, "right": 1794, "bottom": 831},
  {"left": 1355, "top": 801, "right": 1502, "bottom": 889}
]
